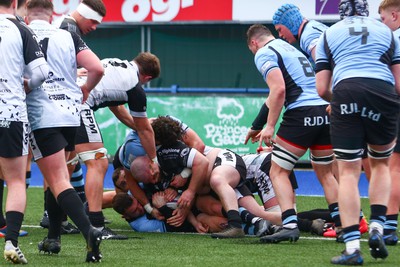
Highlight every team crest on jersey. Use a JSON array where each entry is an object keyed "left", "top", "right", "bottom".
[{"left": 180, "top": 147, "right": 190, "bottom": 157}]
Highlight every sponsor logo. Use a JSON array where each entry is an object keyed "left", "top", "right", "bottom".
[
  {"left": 304, "top": 115, "right": 330, "bottom": 126},
  {"left": 83, "top": 110, "right": 98, "bottom": 134},
  {"left": 48, "top": 94, "right": 66, "bottom": 100},
  {"left": 0, "top": 120, "right": 11, "bottom": 128},
  {"left": 340, "top": 103, "right": 381, "bottom": 122},
  {"left": 204, "top": 99, "right": 249, "bottom": 152}
]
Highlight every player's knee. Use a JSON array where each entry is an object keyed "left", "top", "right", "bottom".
[
  {"left": 367, "top": 145, "right": 395, "bottom": 159},
  {"left": 78, "top": 147, "right": 108, "bottom": 162},
  {"left": 310, "top": 153, "right": 334, "bottom": 165},
  {"left": 334, "top": 148, "right": 363, "bottom": 161},
  {"left": 271, "top": 143, "right": 300, "bottom": 170}
]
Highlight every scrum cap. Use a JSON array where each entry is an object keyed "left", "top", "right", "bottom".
[{"left": 272, "top": 4, "right": 304, "bottom": 36}]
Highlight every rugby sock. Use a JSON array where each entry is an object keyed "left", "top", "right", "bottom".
[
  {"left": 239, "top": 207, "right": 259, "bottom": 224},
  {"left": 342, "top": 224, "right": 360, "bottom": 254},
  {"left": 5, "top": 211, "right": 23, "bottom": 247},
  {"left": 71, "top": 162, "right": 86, "bottom": 203},
  {"left": 89, "top": 211, "right": 105, "bottom": 228},
  {"left": 46, "top": 189, "right": 63, "bottom": 239},
  {"left": 282, "top": 209, "right": 298, "bottom": 229},
  {"left": 57, "top": 188, "right": 91, "bottom": 239},
  {"left": 25, "top": 171, "right": 31, "bottom": 189},
  {"left": 369, "top": 204, "right": 386, "bottom": 234},
  {"left": 384, "top": 214, "right": 398, "bottom": 235},
  {"left": 328, "top": 202, "right": 341, "bottom": 227},
  {"left": 227, "top": 210, "right": 242, "bottom": 228},
  {"left": 0, "top": 179, "right": 5, "bottom": 228}
]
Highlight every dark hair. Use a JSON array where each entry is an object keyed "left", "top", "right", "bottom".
[
  {"left": 151, "top": 116, "right": 184, "bottom": 146},
  {"left": 134, "top": 52, "right": 161, "bottom": 79},
  {"left": 0, "top": 0, "right": 13, "bottom": 8},
  {"left": 111, "top": 167, "right": 123, "bottom": 190},
  {"left": 82, "top": 0, "right": 106, "bottom": 17},
  {"left": 112, "top": 193, "right": 133, "bottom": 215},
  {"left": 26, "top": 0, "right": 53, "bottom": 10}
]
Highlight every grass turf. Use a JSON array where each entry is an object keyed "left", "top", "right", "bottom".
[{"left": 2, "top": 188, "right": 399, "bottom": 266}]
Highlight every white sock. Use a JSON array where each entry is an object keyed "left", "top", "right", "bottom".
[{"left": 346, "top": 239, "right": 360, "bottom": 254}]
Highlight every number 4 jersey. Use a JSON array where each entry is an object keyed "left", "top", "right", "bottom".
[
  {"left": 315, "top": 16, "right": 400, "bottom": 88},
  {"left": 254, "top": 38, "right": 328, "bottom": 111}
]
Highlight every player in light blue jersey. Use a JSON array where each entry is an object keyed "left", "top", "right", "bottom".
[
  {"left": 315, "top": 0, "right": 400, "bottom": 265},
  {"left": 272, "top": 3, "right": 328, "bottom": 63},
  {"left": 246, "top": 24, "right": 340, "bottom": 244},
  {"left": 378, "top": 0, "right": 400, "bottom": 247}
]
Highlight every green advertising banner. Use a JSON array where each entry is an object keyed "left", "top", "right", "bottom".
[{"left": 95, "top": 95, "right": 310, "bottom": 160}]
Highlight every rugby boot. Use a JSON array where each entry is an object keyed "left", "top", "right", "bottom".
[
  {"left": 368, "top": 228, "right": 388, "bottom": 259},
  {"left": 331, "top": 250, "right": 363, "bottom": 265},
  {"left": 260, "top": 227, "right": 299, "bottom": 243},
  {"left": 211, "top": 226, "right": 245, "bottom": 239},
  {"left": 383, "top": 231, "right": 398, "bottom": 246}
]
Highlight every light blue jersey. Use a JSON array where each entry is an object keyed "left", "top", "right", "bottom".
[
  {"left": 255, "top": 38, "right": 328, "bottom": 110},
  {"left": 128, "top": 215, "right": 167, "bottom": 232},
  {"left": 315, "top": 16, "right": 400, "bottom": 87},
  {"left": 299, "top": 20, "right": 328, "bottom": 62},
  {"left": 118, "top": 130, "right": 146, "bottom": 170}
]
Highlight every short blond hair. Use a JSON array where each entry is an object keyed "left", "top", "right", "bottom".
[{"left": 379, "top": 0, "right": 400, "bottom": 13}]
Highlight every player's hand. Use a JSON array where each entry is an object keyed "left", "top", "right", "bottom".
[
  {"left": 259, "top": 125, "right": 275, "bottom": 147},
  {"left": 164, "top": 188, "right": 178, "bottom": 202},
  {"left": 170, "top": 174, "right": 187, "bottom": 188},
  {"left": 150, "top": 207, "right": 165, "bottom": 221},
  {"left": 194, "top": 221, "right": 209, "bottom": 233},
  {"left": 152, "top": 192, "right": 167, "bottom": 209},
  {"left": 167, "top": 208, "right": 189, "bottom": 227},
  {"left": 244, "top": 128, "right": 261, "bottom": 145},
  {"left": 177, "top": 189, "right": 195, "bottom": 209},
  {"left": 326, "top": 104, "right": 331, "bottom": 115}
]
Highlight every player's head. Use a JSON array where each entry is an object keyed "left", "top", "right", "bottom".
[
  {"left": 74, "top": 0, "right": 106, "bottom": 35},
  {"left": 112, "top": 167, "right": 128, "bottom": 192},
  {"left": 130, "top": 156, "right": 160, "bottom": 184},
  {"left": 151, "top": 116, "right": 184, "bottom": 147},
  {"left": 246, "top": 24, "right": 273, "bottom": 54},
  {"left": 273, "top": 4, "right": 304, "bottom": 43},
  {"left": 379, "top": 0, "right": 400, "bottom": 30},
  {"left": 134, "top": 52, "right": 161, "bottom": 84},
  {"left": 112, "top": 193, "right": 144, "bottom": 221},
  {"left": 339, "top": 0, "right": 369, "bottom": 20},
  {"left": 0, "top": 0, "right": 14, "bottom": 8},
  {"left": 25, "top": 0, "right": 53, "bottom": 23}
]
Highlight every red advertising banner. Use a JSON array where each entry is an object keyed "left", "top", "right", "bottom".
[{"left": 53, "top": 0, "right": 233, "bottom": 23}]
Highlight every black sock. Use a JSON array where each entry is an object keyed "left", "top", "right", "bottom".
[
  {"left": 5, "top": 211, "right": 24, "bottom": 247},
  {"left": 370, "top": 204, "right": 387, "bottom": 225},
  {"left": 57, "top": 188, "right": 91, "bottom": 239},
  {"left": 328, "top": 203, "right": 341, "bottom": 227},
  {"left": 89, "top": 211, "right": 105, "bottom": 228},
  {"left": 0, "top": 179, "right": 5, "bottom": 228},
  {"left": 46, "top": 189, "right": 63, "bottom": 239},
  {"left": 227, "top": 210, "right": 242, "bottom": 228},
  {"left": 25, "top": 171, "right": 31, "bottom": 189},
  {"left": 239, "top": 208, "right": 257, "bottom": 224}
]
